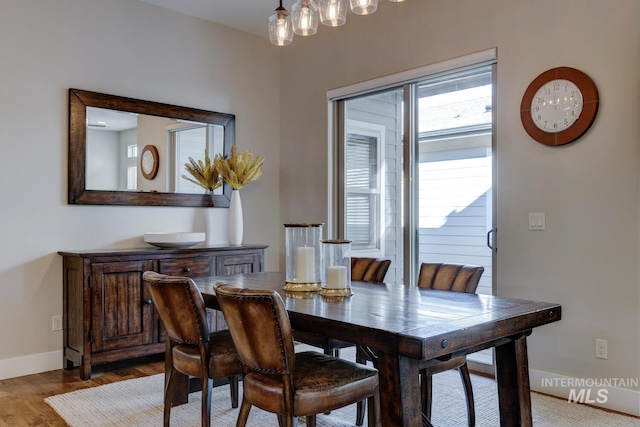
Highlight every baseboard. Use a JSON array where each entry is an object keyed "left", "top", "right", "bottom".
[
  {"left": 530, "top": 368, "right": 640, "bottom": 417},
  {"left": 0, "top": 350, "right": 63, "bottom": 380}
]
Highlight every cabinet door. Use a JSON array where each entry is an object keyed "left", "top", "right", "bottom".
[
  {"left": 216, "top": 253, "right": 262, "bottom": 275},
  {"left": 90, "top": 260, "right": 155, "bottom": 353}
]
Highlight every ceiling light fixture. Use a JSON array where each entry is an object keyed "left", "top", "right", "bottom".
[
  {"left": 268, "top": 0, "right": 294, "bottom": 46},
  {"left": 319, "top": 0, "right": 347, "bottom": 27},
  {"left": 271, "top": 0, "right": 404, "bottom": 46},
  {"left": 292, "top": 0, "right": 319, "bottom": 36},
  {"left": 349, "top": 0, "right": 377, "bottom": 15}
]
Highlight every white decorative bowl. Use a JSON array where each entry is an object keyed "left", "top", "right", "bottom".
[{"left": 144, "top": 232, "right": 205, "bottom": 249}]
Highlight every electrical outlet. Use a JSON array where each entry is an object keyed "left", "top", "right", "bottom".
[
  {"left": 595, "top": 339, "right": 608, "bottom": 359},
  {"left": 52, "top": 315, "right": 63, "bottom": 331}
]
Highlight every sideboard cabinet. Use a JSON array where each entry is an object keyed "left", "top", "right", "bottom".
[{"left": 59, "top": 244, "right": 267, "bottom": 380}]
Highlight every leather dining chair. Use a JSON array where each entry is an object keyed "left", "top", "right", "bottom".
[
  {"left": 292, "top": 257, "right": 390, "bottom": 427},
  {"left": 214, "top": 283, "right": 381, "bottom": 427},
  {"left": 417, "top": 262, "right": 484, "bottom": 427},
  {"left": 143, "top": 271, "right": 243, "bottom": 427}
]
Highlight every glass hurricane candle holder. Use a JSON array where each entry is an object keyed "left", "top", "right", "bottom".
[
  {"left": 283, "top": 223, "right": 323, "bottom": 291},
  {"left": 320, "top": 239, "right": 353, "bottom": 297}
]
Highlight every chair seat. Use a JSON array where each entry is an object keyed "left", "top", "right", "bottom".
[
  {"left": 172, "top": 329, "right": 242, "bottom": 378},
  {"left": 243, "top": 351, "right": 379, "bottom": 417}
]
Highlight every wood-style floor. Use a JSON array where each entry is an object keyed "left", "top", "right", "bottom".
[{"left": 0, "top": 355, "right": 164, "bottom": 427}]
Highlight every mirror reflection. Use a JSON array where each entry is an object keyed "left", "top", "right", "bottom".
[
  {"left": 85, "top": 107, "right": 224, "bottom": 195},
  {"left": 68, "top": 89, "right": 235, "bottom": 207}
]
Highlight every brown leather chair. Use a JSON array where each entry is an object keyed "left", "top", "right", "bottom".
[
  {"left": 417, "top": 262, "right": 484, "bottom": 427},
  {"left": 143, "top": 272, "right": 243, "bottom": 427},
  {"left": 214, "top": 283, "right": 381, "bottom": 427}
]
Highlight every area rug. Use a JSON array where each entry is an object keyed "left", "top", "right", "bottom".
[{"left": 45, "top": 369, "right": 639, "bottom": 427}]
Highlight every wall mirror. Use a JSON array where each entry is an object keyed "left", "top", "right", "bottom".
[{"left": 68, "top": 88, "right": 235, "bottom": 207}]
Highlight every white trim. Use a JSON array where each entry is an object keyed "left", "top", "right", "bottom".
[
  {"left": 0, "top": 350, "right": 63, "bottom": 380},
  {"left": 327, "top": 48, "right": 497, "bottom": 101},
  {"left": 530, "top": 368, "right": 640, "bottom": 417}
]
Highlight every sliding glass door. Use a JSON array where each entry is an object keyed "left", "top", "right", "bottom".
[{"left": 334, "top": 61, "right": 496, "bottom": 366}]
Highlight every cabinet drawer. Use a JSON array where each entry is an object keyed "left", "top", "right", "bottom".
[{"left": 158, "top": 257, "right": 213, "bottom": 277}]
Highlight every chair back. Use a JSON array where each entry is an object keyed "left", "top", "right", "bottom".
[
  {"left": 214, "top": 284, "right": 296, "bottom": 375},
  {"left": 351, "top": 257, "right": 391, "bottom": 283},
  {"left": 417, "top": 263, "right": 484, "bottom": 294},
  {"left": 143, "top": 271, "right": 210, "bottom": 345}
]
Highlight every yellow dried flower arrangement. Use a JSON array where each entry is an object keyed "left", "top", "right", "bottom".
[
  {"left": 182, "top": 149, "right": 223, "bottom": 193},
  {"left": 214, "top": 146, "right": 264, "bottom": 190}
]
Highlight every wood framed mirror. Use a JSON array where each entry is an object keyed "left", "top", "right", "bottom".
[{"left": 68, "top": 88, "right": 235, "bottom": 207}]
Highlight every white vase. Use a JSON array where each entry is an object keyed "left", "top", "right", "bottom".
[{"left": 229, "top": 189, "right": 243, "bottom": 246}]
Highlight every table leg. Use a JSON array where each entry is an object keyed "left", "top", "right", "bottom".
[
  {"left": 376, "top": 351, "right": 423, "bottom": 427},
  {"left": 495, "top": 337, "right": 532, "bottom": 427}
]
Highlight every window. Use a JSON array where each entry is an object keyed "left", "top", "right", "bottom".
[
  {"left": 169, "top": 124, "right": 225, "bottom": 194},
  {"left": 126, "top": 165, "right": 137, "bottom": 190},
  {"left": 126, "top": 144, "right": 138, "bottom": 190},
  {"left": 345, "top": 120, "right": 385, "bottom": 254}
]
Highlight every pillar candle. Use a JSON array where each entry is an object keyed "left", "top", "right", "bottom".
[
  {"left": 296, "top": 246, "right": 315, "bottom": 282},
  {"left": 327, "top": 266, "right": 348, "bottom": 289}
]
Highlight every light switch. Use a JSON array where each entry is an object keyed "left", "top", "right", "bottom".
[{"left": 528, "top": 213, "right": 545, "bottom": 230}]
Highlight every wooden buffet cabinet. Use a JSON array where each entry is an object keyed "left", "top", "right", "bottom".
[{"left": 59, "top": 244, "right": 267, "bottom": 380}]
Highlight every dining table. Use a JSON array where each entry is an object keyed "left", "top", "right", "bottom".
[{"left": 182, "top": 271, "right": 561, "bottom": 427}]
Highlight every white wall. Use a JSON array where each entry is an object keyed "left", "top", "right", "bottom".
[
  {"left": 86, "top": 129, "right": 119, "bottom": 190},
  {"left": 279, "top": 0, "right": 640, "bottom": 415},
  {"left": 0, "top": 0, "right": 281, "bottom": 376}
]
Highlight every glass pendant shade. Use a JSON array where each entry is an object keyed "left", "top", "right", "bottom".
[
  {"left": 268, "top": 3, "right": 293, "bottom": 46},
  {"left": 319, "top": 0, "right": 347, "bottom": 27},
  {"left": 349, "top": 0, "right": 377, "bottom": 15},
  {"left": 292, "top": 0, "right": 319, "bottom": 36}
]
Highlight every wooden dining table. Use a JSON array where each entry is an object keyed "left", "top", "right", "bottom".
[{"left": 185, "top": 272, "right": 561, "bottom": 427}]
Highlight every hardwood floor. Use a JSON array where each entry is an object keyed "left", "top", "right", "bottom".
[{"left": 0, "top": 355, "right": 164, "bottom": 427}]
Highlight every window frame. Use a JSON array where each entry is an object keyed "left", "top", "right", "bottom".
[{"left": 344, "top": 119, "right": 386, "bottom": 257}]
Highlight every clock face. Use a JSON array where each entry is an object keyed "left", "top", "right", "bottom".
[
  {"left": 142, "top": 150, "right": 154, "bottom": 174},
  {"left": 520, "top": 67, "right": 599, "bottom": 146},
  {"left": 530, "top": 79, "right": 583, "bottom": 133}
]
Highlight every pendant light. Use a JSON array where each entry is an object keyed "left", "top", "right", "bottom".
[
  {"left": 349, "top": 0, "right": 377, "bottom": 15},
  {"left": 319, "top": 0, "right": 347, "bottom": 27},
  {"left": 268, "top": 0, "right": 293, "bottom": 46},
  {"left": 292, "top": 0, "right": 319, "bottom": 36}
]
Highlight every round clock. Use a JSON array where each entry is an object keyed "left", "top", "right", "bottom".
[
  {"left": 140, "top": 145, "right": 159, "bottom": 180},
  {"left": 520, "top": 67, "right": 599, "bottom": 146}
]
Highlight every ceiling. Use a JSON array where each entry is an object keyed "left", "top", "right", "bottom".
[
  {"left": 138, "top": 0, "right": 282, "bottom": 38},
  {"left": 139, "top": 0, "right": 393, "bottom": 38}
]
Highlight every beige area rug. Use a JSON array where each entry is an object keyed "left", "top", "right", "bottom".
[{"left": 45, "top": 368, "right": 640, "bottom": 427}]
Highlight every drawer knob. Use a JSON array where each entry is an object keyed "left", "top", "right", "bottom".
[
  {"left": 144, "top": 299, "right": 153, "bottom": 305},
  {"left": 183, "top": 267, "right": 191, "bottom": 273}
]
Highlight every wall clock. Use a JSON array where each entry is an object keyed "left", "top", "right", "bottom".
[
  {"left": 140, "top": 145, "right": 159, "bottom": 180},
  {"left": 520, "top": 67, "right": 599, "bottom": 146}
]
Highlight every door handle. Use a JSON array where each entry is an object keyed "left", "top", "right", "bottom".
[{"left": 487, "top": 228, "right": 496, "bottom": 251}]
